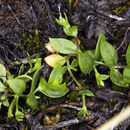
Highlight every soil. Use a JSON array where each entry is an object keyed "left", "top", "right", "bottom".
[{"left": 0, "top": 0, "right": 130, "bottom": 130}]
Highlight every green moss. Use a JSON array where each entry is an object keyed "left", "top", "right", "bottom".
[
  {"left": 113, "top": 1, "right": 130, "bottom": 14},
  {"left": 22, "top": 29, "right": 40, "bottom": 54}
]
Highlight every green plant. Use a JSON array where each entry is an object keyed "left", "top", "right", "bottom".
[
  {"left": 44, "top": 12, "right": 130, "bottom": 116},
  {"left": 0, "top": 12, "right": 130, "bottom": 122},
  {"left": 0, "top": 55, "right": 43, "bottom": 121}
]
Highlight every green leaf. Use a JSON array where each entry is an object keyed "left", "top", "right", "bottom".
[
  {"left": 38, "top": 77, "right": 69, "bottom": 98},
  {"left": 6, "top": 70, "right": 14, "bottom": 80},
  {"left": 18, "top": 64, "right": 24, "bottom": 75},
  {"left": 0, "top": 81, "right": 6, "bottom": 92},
  {"left": 7, "top": 79, "right": 26, "bottom": 95},
  {"left": 49, "top": 38, "right": 78, "bottom": 54},
  {"left": 63, "top": 26, "right": 78, "bottom": 37},
  {"left": 100, "top": 41, "right": 118, "bottom": 67},
  {"left": 0, "top": 64, "right": 6, "bottom": 81},
  {"left": 110, "top": 67, "right": 129, "bottom": 87},
  {"left": 3, "top": 100, "right": 9, "bottom": 107},
  {"left": 123, "top": 67, "right": 130, "bottom": 83},
  {"left": 28, "top": 57, "right": 42, "bottom": 74},
  {"left": 99, "top": 74, "right": 109, "bottom": 80},
  {"left": 16, "top": 75, "right": 32, "bottom": 82},
  {"left": 78, "top": 51, "right": 94, "bottom": 74},
  {"left": 62, "top": 66, "right": 68, "bottom": 74},
  {"left": 30, "top": 66, "right": 43, "bottom": 93},
  {"left": 79, "top": 90, "right": 94, "bottom": 96},
  {"left": 8, "top": 97, "right": 16, "bottom": 118},
  {"left": 126, "top": 44, "right": 130, "bottom": 66},
  {"left": 71, "top": 59, "right": 78, "bottom": 68},
  {"left": 26, "top": 93, "right": 38, "bottom": 108},
  {"left": 48, "top": 64, "right": 63, "bottom": 85},
  {"left": 56, "top": 12, "right": 70, "bottom": 28},
  {"left": 15, "top": 110, "right": 24, "bottom": 121},
  {"left": 96, "top": 74, "right": 109, "bottom": 86},
  {"left": 86, "top": 50, "right": 95, "bottom": 59},
  {"left": 94, "top": 32, "right": 106, "bottom": 61}
]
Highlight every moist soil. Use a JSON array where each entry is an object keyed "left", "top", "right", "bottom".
[{"left": 0, "top": 0, "right": 130, "bottom": 130}]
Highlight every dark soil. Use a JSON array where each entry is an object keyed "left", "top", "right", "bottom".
[{"left": 0, "top": 0, "right": 130, "bottom": 130}]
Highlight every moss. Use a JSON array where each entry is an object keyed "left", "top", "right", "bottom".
[
  {"left": 113, "top": 1, "right": 130, "bottom": 14},
  {"left": 22, "top": 29, "right": 40, "bottom": 54}
]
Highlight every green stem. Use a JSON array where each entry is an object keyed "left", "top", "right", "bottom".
[
  {"left": 94, "top": 61, "right": 106, "bottom": 66},
  {"left": 93, "top": 66, "right": 98, "bottom": 74},
  {"left": 15, "top": 95, "right": 19, "bottom": 111},
  {"left": 67, "top": 57, "right": 82, "bottom": 88},
  {"left": 115, "top": 65, "right": 128, "bottom": 69},
  {"left": 82, "top": 94, "right": 86, "bottom": 108}
]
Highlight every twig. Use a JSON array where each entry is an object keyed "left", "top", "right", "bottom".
[
  {"left": 96, "top": 10, "right": 126, "bottom": 21},
  {"left": 46, "top": 116, "right": 94, "bottom": 130},
  {"left": 37, "top": 103, "right": 82, "bottom": 120},
  {"left": 96, "top": 105, "right": 130, "bottom": 130},
  {"left": 115, "top": 27, "right": 130, "bottom": 55}
]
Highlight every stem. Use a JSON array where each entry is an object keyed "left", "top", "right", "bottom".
[
  {"left": 93, "top": 66, "right": 98, "bottom": 74},
  {"left": 15, "top": 95, "right": 19, "bottom": 111},
  {"left": 115, "top": 65, "right": 128, "bottom": 69},
  {"left": 74, "top": 37, "right": 81, "bottom": 52},
  {"left": 82, "top": 94, "right": 86, "bottom": 108},
  {"left": 94, "top": 61, "right": 106, "bottom": 66},
  {"left": 67, "top": 57, "right": 82, "bottom": 88}
]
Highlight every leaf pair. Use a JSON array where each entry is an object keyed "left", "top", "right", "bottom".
[
  {"left": 56, "top": 13, "right": 78, "bottom": 37},
  {"left": 109, "top": 44, "right": 130, "bottom": 87},
  {"left": 37, "top": 64, "right": 69, "bottom": 98},
  {"left": 94, "top": 32, "right": 118, "bottom": 67},
  {"left": 94, "top": 67, "right": 109, "bottom": 86}
]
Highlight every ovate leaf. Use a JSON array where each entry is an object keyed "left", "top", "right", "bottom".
[
  {"left": 78, "top": 51, "right": 94, "bottom": 74},
  {"left": 126, "top": 44, "right": 130, "bottom": 65},
  {"left": 26, "top": 93, "right": 38, "bottom": 108},
  {"left": 110, "top": 67, "right": 129, "bottom": 87},
  {"left": 94, "top": 32, "right": 106, "bottom": 61},
  {"left": 99, "top": 74, "right": 109, "bottom": 80},
  {"left": 3, "top": 100, "right": 9, "bottom": 107},
  {"left": 63, "top": 26, "right": 78, "bottom": 37},
  {"left": 100, "top": 41, "right": 118, "bottom": 67},
  {"left": 79, "top": 90, "right": 94, "bottom": 96},
  {"left": 38, "top": 77, "right": 69, "bottom": 98},
  {"left": 7, "top": 79, "right": 26, "bottom": 95},
  {"left": 0, "top": 81, "right": 6, "bottom": 92},
  {"left": 48, "top": 64, "right": 63, "bottom": 85},
  {"left": 123, "top": 67, "right": 130, "bottom": 83},
  {"left": 71, "top": 59, "right": 78, "bottom": 68},
  {"left": 49, "top": 38, "right": 78, "bottom": 54},
  {"left": 44, "top": 54, "right": 65, "bottom": 68}
]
